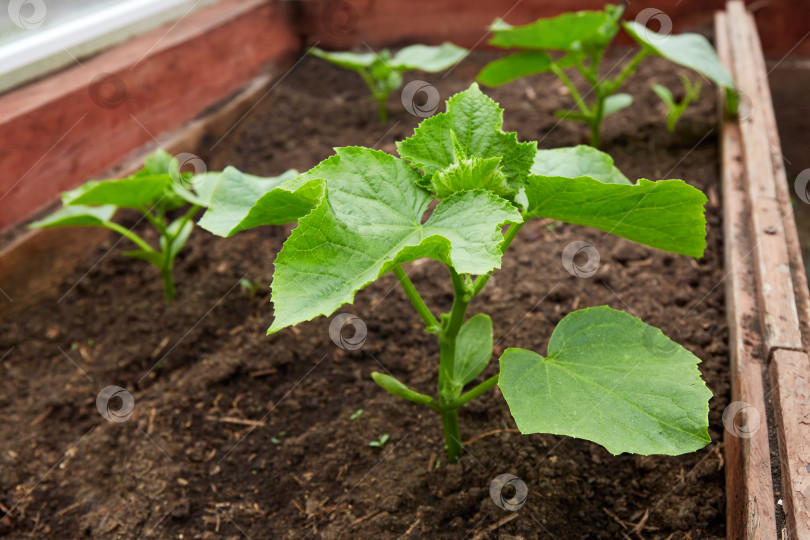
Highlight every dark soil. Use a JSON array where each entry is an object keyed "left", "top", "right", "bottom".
[{"left": 0, "top": 50, "right": 728, "bottom": 539}]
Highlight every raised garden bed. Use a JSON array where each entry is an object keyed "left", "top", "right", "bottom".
[
  {"left": 0, "top": 50, "right": 729, "bottom": 539},
  {"left": 1, "top": 1, "right": 807, "bottom": 539}
]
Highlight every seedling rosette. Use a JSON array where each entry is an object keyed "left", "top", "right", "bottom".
[{"left": 200, "top": 84, "right": 712, "bottom": 463}]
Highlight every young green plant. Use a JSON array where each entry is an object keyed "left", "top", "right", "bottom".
[
  {"left": 311, "top": 43, "right": 467, "bottom": 122},
  {"left": 477, "top": 4, "right": 734, "bottom": 146},
  {"left": 653, "top": 75, "right": 702, "bottom": 132},
  {"left": 199, "top": 84, "right": 712, "bottom": 464},
  {"left": 29, "top": 150, "right": 212, "bottom": 301}
]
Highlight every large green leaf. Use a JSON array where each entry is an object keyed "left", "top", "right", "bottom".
[
  {"left": 390, "top": 42, "right": 467, "bottom": 72},
  {"left": 531, "top": 145, "right": 630, "bottom": 185},
  {"left": 29, "top": 204, "right": 116, "bottom": 228},
  {"left": 477, "top": 51, "right": 554, "bottom": 86},
  {"left": 268, "top": 147, "right": 521, "bottom": 333},
  {"left": 449, "top": 313, "right": 493, "bottom": 395},
  {"left": 499, "top": 306, "right": 712, "bottom": 455},
  {"left": 396, "top": 83, "right": 536, "bottom": 192},
  {"left": 623, "top": 22, "right": 735, "bottom": 90},
  {"left": 197, "top": 168, "right": 310, "bottom": 237},
  {"left": 488, "top": 10, "right": 616, "bottom": 51},
  {"left": 523, "top": 174, "right": 707, "bottom": 257}
]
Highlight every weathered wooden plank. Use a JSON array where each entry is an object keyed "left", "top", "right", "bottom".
[
  {"left": 726, "top": 0, "right": 803, "bottom": 353},
  {"left": 717, "top": 12, "right": 778, "bottom": 539},
  {"left": 769, "top": 349, "right": 810, "bottom": 539}
]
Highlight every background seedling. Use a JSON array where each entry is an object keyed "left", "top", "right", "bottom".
[
  {"left": 477, "top": 4, "right": 735, "bottom": 146},
  {"left": 311, "top": 43, "right": 467, "bottom": 122},
  {"left": 200, "top": 84, "right": 712, "bottom": 464},
  {"left": 369, "top": 434, "right": 390, "bottom": 448},
  {"left": 350, "top": 409, "right": 364, "bottom": 420},
  {"left": 240, "top": 278, "right": 265, "bottom": 298},
  {"left": 29, "top": 150, "right": 214, "bottom": 301},
  {"left": 652, "top": 75, "right": 702, "bottom": 132}
]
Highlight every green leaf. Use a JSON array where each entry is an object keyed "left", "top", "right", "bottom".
[
  {"left": 531, "top": 145, "right": 630, "bottom": 185},
  {"left": 390, "top": 42, "right": 467, "bottom": 72},
  {"left": 268, "top": 147, "right": 521, "bottom": 333},
  {"left": 651, "top": 84, "right": 675, "bottom": 108},
  {"left": 523, "top": 174, "right": 707, "bottom": 257},
  {"left": 371, "top": 372, "right": 436, "bottom": 407},
  {"left": 449, "top": 313, "right": 493, "bottom": 394},
  {"left": 488, "top": 9, "right": 617, "bottom": 52},
  {"left": 477, "top": 51, "right": 554, "bottom": 86},
  {"left": 397, "top": 83, "right": 536, "bottom": 192},
  {"left": 29, "top": 204, "right": 117, "bottom": 228},
  {"left": 162, "top": 218, "right": 194, "bottom": 259},
  {"left": 603, "top": 93, "right": 633, "bottom": 116},
  {"left": 310, "top": 47, "right": 377, "bottom": 70},
  {"left": 498, "top": 306, "right": 712, "bottom": 456},
  {"left": 623, "top": 22, "right": 735, "bottom": 90},
  {"left": 198, "top": 168, "right": 311, "bottom": 237},
  {"left": 122, "top": 249, "right": 164, "bottom": 267},
  {"left": 432, "top": 157, "right": 511, "bottom": 198},
  {"left": 142, "top": 149, "right": 174, "bottom": 176},
  {"left": 63, "top": 174, "right": 172, "bottom": 208}
]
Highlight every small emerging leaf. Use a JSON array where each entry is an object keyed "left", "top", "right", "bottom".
[
  {"left": 499, "top": 306, "right": 712, "bottom": 455},
  {"left": 449, "top": 313, "right": 494, "bottom": 395},
  {"left": 603, "top": 93, "right": 633, "bottom": 116},
  {"left": 371, "top": 372, "right": 436, "bottom": 407},
  {"left": 431, "top": 157, "right": 510, "bottom": 199}
]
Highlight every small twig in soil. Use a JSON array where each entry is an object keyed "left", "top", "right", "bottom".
[
  {"left": 427, "top": 452, "right": 436, "bottom": 472},
  {"left": 249, "top": 368, "right": 278, "bottom": 378},
  {"left": 403, "top": 511, "right": 422, "bottom": 537},
  {"left": 602, "top": 507, "right": 629, "bottom": 529},
  {"left": 349, "top": 511, "right": 380, "bottom": 528},
  {"left": 462, "top": 428, "right": 521, "bottom": 446},
  {"left": 471, "top": 513, "right": 519, "bottom": 540},
  {"left": 630, "top": 509, "right": 650, "bottom": 537},
  {"left": 205, "top": 416, "right": 266, "bottom": 428},
  {"left": 55, "top": 501, "right": 82, "bottom": 517}
]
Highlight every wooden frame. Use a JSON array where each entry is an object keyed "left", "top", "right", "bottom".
[{"left": 717, "top": 2, "right": 810, "bottom": 537}]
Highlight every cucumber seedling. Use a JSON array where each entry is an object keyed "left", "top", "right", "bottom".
[
  {"left": 30, "top": 150, "right": 213, "bottom": 301},
  {"left": 199, "top": 84, "right": 712, "bottom": 464},
  {"left": 477, "top": 4, "right": 734, "bottom": 146},
  {"left": 653, "top": 75, "right": 702, "bottom": 132},
  {"left": 311, "top": 43, "right": 467, "bottom": 122}
]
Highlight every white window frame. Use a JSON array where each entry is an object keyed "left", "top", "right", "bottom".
[{"left": 0, "top": 0, "right": 218, "bottom": 94}]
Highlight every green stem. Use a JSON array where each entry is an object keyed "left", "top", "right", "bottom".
[
  {"left": 440, "top": 408, "right": 462, "bottom": 462},
  {"left": 103, "top": 222, "right": 155, "bottom": 253},
  {"left": 437, "top": 267, "right": 470, "bottom": 464},
  {"left": 470, "top": 221, "right": 525, "bottom": 297},
  {"left": 451, "top": 374, "right": 499, "bottom": 409},
  {"left": 160, "top": 265, "right": 176, "bottom": 302},
  {"left": 550, "top": 62, "right": 591, "bottom": 117},
  {"left": 377, "top": 97, "right": 388, "bottom": 122},
  {"left": 393, "top": 265, "right": 439, "bottom": 332},
  {"left": 589, "top": 93, "right": 605, "bottom": 148},
  {"left": 607, "top": 49, "right": 649, "bottom": 93}
]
